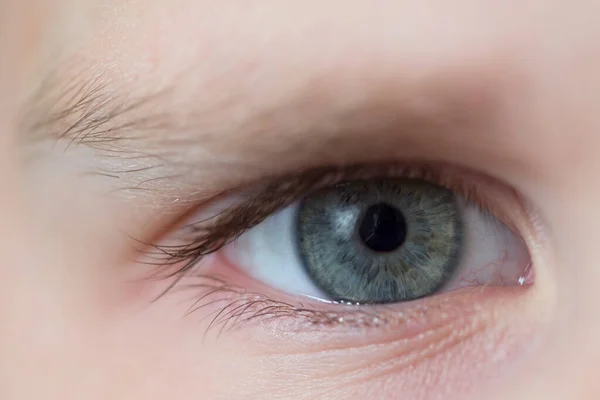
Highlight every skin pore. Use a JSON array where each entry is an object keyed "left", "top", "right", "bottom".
[{"left": 1, "top": 0, "right": 600, "bottom": 399}]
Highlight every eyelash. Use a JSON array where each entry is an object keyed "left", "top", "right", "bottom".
[{"left": 138, "top": 162, "right": 532, "bottom": 333}]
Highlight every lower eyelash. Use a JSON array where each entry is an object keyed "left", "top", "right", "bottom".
[
  {"left": 160, "top": 272, "right": 395, "bottom": 336},
  {"left": 163, "top": 270, "right": 508, "bottom": 339},
  {"left": 166, "top": 274, "right": 330, "bottom": 335}
]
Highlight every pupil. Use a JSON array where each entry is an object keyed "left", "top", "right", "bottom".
[{"left": 358, "top": 203, "right": 407, "bottom": 252}]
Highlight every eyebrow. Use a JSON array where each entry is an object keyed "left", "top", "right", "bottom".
[
  {"left": 20, "top": 54, "right": 538, "bottom": 200},
  {"left": 24, "top": 63, "right": 504, "bottom": 152},
  {"left": 22, "top": 69, "right": 172, "bottom": 153}
]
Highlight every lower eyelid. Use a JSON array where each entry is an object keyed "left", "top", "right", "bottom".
[
  {"left": 170, "top": 260, "right": 538, "bottom": 383},
  {"left": 157, "top": 266, "right": 540, "bottom": 399},
  {"left": 146, "top": 210, "right": 543, "bottom": 387},
  {"left": 175, "top": 249, "right": 532, "bottom": 333},
  {"left": 258, "top": 287, "right": 522, "bottom": 350},
  {"left": 245, "top": 288, "right": 539, "bottom": 399}
]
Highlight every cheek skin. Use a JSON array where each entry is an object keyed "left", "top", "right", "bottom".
[
  {"left": 0, "top": 228, "right": 548, "bottom": 400},
  {"left": 125, "top": 224, "right": 549, "bottom": 400},
  {"left": 6, "top": 1, "right": 600, "bottom": 400},
  {"left": 196, "top": 289, "right": 543, "bottom": 400},
  {"left": 143, "top": 246, "right": 546, "bottom": 400}
]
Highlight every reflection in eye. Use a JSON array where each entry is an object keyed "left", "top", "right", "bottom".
[{"left": 224, "top": 177, "right": 531, "bottom": 305}]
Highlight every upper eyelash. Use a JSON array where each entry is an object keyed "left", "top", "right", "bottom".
[{"left": 141, "top": 164, "right": 450, "bottom": 270}]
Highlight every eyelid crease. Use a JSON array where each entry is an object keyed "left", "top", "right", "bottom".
[{"left": 141, "top": 162, "right": 534, "bottom": 287}]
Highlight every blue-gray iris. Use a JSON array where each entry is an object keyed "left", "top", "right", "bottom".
[{"left": 297, "top": 179, "right": 463, "bottom": 304}]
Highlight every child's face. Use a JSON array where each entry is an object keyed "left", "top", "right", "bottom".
[{"left": 1, "top": 1, "right": 599, "bottom": 399}]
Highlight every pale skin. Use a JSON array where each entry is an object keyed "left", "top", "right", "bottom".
[{"left": 1, "top": 1, "right": 600, "bottom": 399}]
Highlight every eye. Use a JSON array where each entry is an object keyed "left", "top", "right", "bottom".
[
  {"left": 144, "top": 163, "right": 536, "bottom": 327},
  {"left": 222, "top": 176, "right": 531, "bottom": 305}
]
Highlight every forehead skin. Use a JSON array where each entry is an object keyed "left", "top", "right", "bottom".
[
  {"left": 43, "top": 1, "right": 600, "bottom": 184},
  {"left": 3, "top": 1, "right": 600, "bottom": 400}
]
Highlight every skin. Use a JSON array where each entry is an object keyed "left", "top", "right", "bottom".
[{"left": 1, "top": 0, "right": 600, "bottom": 399}]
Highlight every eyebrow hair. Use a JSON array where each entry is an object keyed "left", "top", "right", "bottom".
[
  {"left": 21, "top": 68, "right": 172, "bottom": 154},
  {"left": 22, "top": 62, "right": 501, "bottom": 157},
  {"left": 20, "top": 56, "right": 541, "bottom": 200}
]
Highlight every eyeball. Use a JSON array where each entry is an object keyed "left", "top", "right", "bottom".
[{"left": 224, "top": 178, "right": 531, "bottom": 304}]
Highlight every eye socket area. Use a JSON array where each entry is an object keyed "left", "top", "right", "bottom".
[
  {"left": 222, "top": 177, "right": 532, "bottom": 306},
  {"left": 134, "top": 165, "right": 542, "bottom": 397}
]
